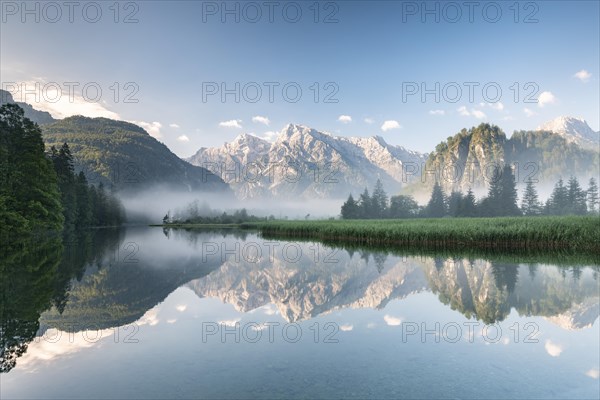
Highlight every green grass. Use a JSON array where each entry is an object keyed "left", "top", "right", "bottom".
[{"left": 241, "top": 216, "right": 600, "bottom": 254}]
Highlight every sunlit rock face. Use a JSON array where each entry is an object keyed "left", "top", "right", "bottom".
[{"left": 187, "top": 124, "right": 426, "bottom": 200}]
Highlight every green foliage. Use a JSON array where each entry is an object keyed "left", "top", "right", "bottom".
[
  {"left": 358, "top": 188, "right": 372, "bottom": 218},
  {"left": 49, "top": 142, "right": 126, "bottom": 229},
  {"left": 521, "top": 177, "right": 541, "bottom": 215},
  {"left": 587, "top": 177, "right": 599, "bottom": 213},
  {"left": 371, "top": 179, "right": 388, "bottom": 218},
  {"left": 389, "top": 195, "right": 420, "bottom": 218},
  {"left": 478, "top": 165, "right": 521, "bottom": 217},
  {"left": 0, "top": 104, "right": 64, "bottom": 239},
  {"left": 41, "top": 116, "right": 227, "bottom": 192},
  {"left": 567, "top": 176, "right": 588, "bottom": 215},
  {"left": 425, "top": 181, "right": 447, "bottom": 217},
  {"left": 167, "top": 200, "right": 266, "bottom": 225},
  {"left": 243, "top": 216, "right": 600, "bottom": 255},
  {"left": 340, "top": 194, "right": 359, "bottom": 219},
  {"left": 0, "top": 104, "right": 125, "bottom": 237}
]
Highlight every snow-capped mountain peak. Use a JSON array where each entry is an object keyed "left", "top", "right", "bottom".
[
  {"left": 187, "top": 123, "right": 426, "bottom": 199},
  {"left": 537, "top": 116, "right": 599, "bottom": 150}
]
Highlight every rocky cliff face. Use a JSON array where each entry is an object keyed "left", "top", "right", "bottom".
[{"left": 422, "top": 122, "right": 599, "bottom": 193}]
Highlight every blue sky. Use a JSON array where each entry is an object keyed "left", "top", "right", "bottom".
[{"left": 1, "top": 0, "right": 598, "bottom": 157}]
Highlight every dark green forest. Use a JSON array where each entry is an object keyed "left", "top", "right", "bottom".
[
  {"left": 341, "top": 170, "right": 599, "bottom": 219},
  {"left": 0, "top": 104, "right": 125, "bottom": 242}
]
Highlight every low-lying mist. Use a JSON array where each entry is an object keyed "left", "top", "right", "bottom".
[{"left": 119, "top": 185, "right": 343, "bottom": 224}]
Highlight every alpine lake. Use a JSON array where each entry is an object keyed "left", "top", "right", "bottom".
[{"left": 1, "top": 226, "right": 599, "bottom": 399}]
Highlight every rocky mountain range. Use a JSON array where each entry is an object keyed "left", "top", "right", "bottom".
[
  {"left": 188, "top": 119, "right": 599, "bottom": 199},
  {"left": 3, "top": 87, "right": 597, "bottom": 200},
  {"left": 187, "top": 124, "right": 427, "bottom": 200}
]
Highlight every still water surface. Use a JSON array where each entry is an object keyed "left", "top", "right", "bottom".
[{"left": 1, "top": 227, "right": 599, "bottom": 399}]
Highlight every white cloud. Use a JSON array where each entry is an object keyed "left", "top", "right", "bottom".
[
  {"left": 381, "top": 120, "right": 401, "bottom": 132},
  {"left": 260, "top": 131, "right": 278, "bottom": 142},
  {"left": 137, "top": 308, "right": 159, "bottom": 326},
  {"left": 537, "top": 91, "right": 556, "bottom": 107},
  {"left": 6, "top": 80, "right": 121, "bottom": 120},
  {"left": 489, "top": 102, "right": 504, "bottom": 111},
  {"left": 429, "top": 109, "right": 445, "bottom": 116},
  {"left": 457, "top": 106, "right": 471, "bottom": 116},
  {"left": 457, "top": 106, "right": 486, "bottom": 119},
  {"left": 166, "top": 319, "right": 177, "bottom": 324},
  {"left": 16, "top": 327, "right": 112, "bottom": 372},
  {"left": 169, "top": 123, "right": 180, "bottom": 128},
  {"left": 340, "top": 324, "right": 354, "bottom": 331},
  {"left": 130, "top": 121, "right": 162, "bottom": 138},
  {"left": 219, "top": 119, "right": 243, "bottom": 129},
  {"left": 177, "top": 135, "right": 190, "bottom": 142},
  {"left": 383, "top": 314, "right": 402, "bottom": 326},
  {"left": 338, "top": 115, "right": 352, "bottom": 123},
  {"left": 259, "top": 304, "right": 278, "bottom": 315},
  {"left": 545, "top": 340, "right": 563, "bottom": 357},
  {"left": 252, "top": 115, "right": 270, "bottom": 126},
  {"left": 585, "top": 369, "right": 599, "bottom": 379},
  {"left": 574, "top": 69, "right": 592, "bottom": 82},
  {"left": 471, "top": 109, "right": 487, "bottom": 119},
  {"left": 364, "top": 117, "right": 374, "bottom": 124},
  {"left": 218, "top": 318, "right": 241, "bottom": 327},
  {"left": 524, "top": 108, "right": 536, "bottom": 117},
  {"left": 503, "top": 116, "right": 514, "bottom": 121},
  {"left": 176, "top": 304, "right": 187, "bottom": 312}
]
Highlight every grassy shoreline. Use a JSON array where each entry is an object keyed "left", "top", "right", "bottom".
[{"left": 239, "top": 216, "right": 600, "bottom": 254}]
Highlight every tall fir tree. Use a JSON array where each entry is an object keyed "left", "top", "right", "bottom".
[
  {"left": 447, "top": 191, "right": 463, "bottom": 217},
  {"left": 0, "top": 103, "right": 63, "bottom": 238},
  {"left": 499, "top": 164, "right": 521, "bottom": 216},
  {"left": 371, "top": 179, "right": 388, "bottom": 218},
  {"left": 425, "top": 181, "right": 446, "bottom": 217},
  {"left": 548, "top": 179, "right": 569, "bottom": 215},
  {"left": 50, "top": 143, "right": 78, "bottom": 228},
  {"left": 75, "top": 171, "right": 92, "bottom": 227},
  {"left": 587, "top": 177, "right": 599, "bottom": 213},
  {"left": 521, "top": 177, "right": 541, "bottom": 216},
  {"left": 340, "top": 194, "right": 359, "bottom": 219},
  {"left": 567, "top": 176, "right": 587, "bottom": 215},
  {"left": 462, "top": 188, "right": 477, "bottom": 217},
  {"left": 358, "top": 188, "right": 372, "bottom": 219}
]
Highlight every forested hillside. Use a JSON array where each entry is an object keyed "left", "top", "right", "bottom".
[{"left": 42, "top": 116, "right": 230, "bottom": 193}]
